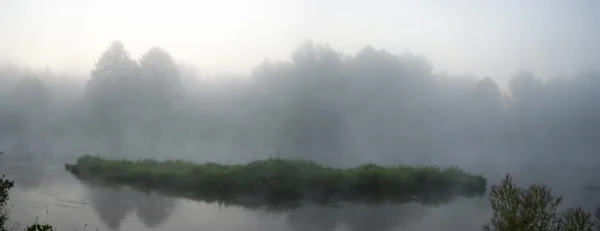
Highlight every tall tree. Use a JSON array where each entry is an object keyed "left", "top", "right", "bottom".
[
  {"left": 85, "top": 41, "right": 140, "bottom": 114},
  {"left": 6, "top": 76, "right": 50, "bottom": 153},
  {"left": 84, "top": 41, "right": 140, "bottom": 154},
  {"left": 252, "top": 42, "right": 346, "bottom": 163},
  {"left": 137, "top": 47, "right": 182, "bottom": 155},
  {"left": 138, "top": 47, "right": 182, "bottom": 117},
  {"left": 508, "top": 70, "right": 543, "bottom": 108},
  {"left": 10, "top": 75, "right": 49, "bottom": 122}
]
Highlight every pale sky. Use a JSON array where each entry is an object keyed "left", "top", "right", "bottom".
[{"left": 1, "top": 0, "right": 599, "bottom": 88}]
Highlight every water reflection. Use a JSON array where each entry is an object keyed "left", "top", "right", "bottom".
[
  {"left": 72, "top": 170, "right": 471, "bottom": 231},
  {"left": 286, "top": 204, "right": 340, "bottom": 231},
  {"left": 61, "top": 164, "right": 600, "bottom": 231},
  {"left": 283, "top": 202, "right": 428, "bottom": 231},
  {"left": 7, "top": 165, "right": 43, "bottom": 192},
  {"left": 85, "top": 182, "right": 177, "bottom": 230},
  {"left": 134, "top": 191, "right": 177, "bottom": 229},
  {"left": 2, "top": 153, "right": 486, "bottom": 231},
  {"left": 7, "top": 158, "right": 600, "bottom": 231},
  {"left": 77, "top": 174, "right": 462, "bottom": 231},
  {"left": 340, "top": 203, "right": 426, "bottom": 231},
  {"left": 88, "top": 185, "right": 137, "bottom": 231},
  {"left": 0, "top": 157, "right": 44, "bottom": 192}
]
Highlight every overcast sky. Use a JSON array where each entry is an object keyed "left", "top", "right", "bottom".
[{"left": 1, "top": 0, "right": 599, "bottom": 88}]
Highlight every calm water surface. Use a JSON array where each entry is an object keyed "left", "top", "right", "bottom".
[{"left": 3, "top": 157, "right": 600, "bottom": 231}]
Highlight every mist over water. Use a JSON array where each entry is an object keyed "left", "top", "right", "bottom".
[
  {"left": 2, "top": 41, "right": 600, "bottom": 167},
  {"left": 3, "top": 159, "right": 600, "bottom": 231},
  {"left": 2, "top": 40, "right": 600, "bottom": 230},
  {"left": 1, "top": 0, "right": 600, "bottom": 230}
]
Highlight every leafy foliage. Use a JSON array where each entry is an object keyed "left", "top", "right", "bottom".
[
  {"left": 0, "top": 175, "right": 13, "bottom": 231},
  {"left": 1, "top": 175, "right": 55, "bottom": 231},
  {"left": 85, "top": 41, "right": 140, "bottom": 120},
  {"left": 138, "top": 46, "right": 182, "bottom": 111},
  {"left": 2, "top": 156, "right": 54, "bottom": 231},
  {"left": 24, "top": 223, "right": 53, "bottom": 231},
  {"left": 65, "top": 155, "right": 486, "bottom": 201},
  {"left": 483, "top": 174, "right": 600, "bottom": 231}
]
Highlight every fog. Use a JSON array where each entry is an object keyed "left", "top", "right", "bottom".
[
  {"left": 2, "top": 39, "right": 600, "bottom": 169},
  {"left": 2, "top": 0, "right": 600, "bottom": 81},
  {"left": 3, "top": 39, "right": 600, "bottom": 230},
  {"left": 2, "top": 0, "right": 600, "bottom": 230}
]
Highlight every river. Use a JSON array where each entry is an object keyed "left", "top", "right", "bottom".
[{"left": 3, "top": 156, "right": 600, "bottom": 231}]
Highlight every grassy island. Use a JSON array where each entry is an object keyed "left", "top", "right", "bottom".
[{"left": 65, "top": 155, "right": 486, "bottom": 201}]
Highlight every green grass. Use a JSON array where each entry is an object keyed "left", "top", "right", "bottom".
[{"left": 65, "top": 155, "right": 487, "bottom": 202}]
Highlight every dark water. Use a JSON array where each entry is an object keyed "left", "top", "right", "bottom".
[{"left": 3, "top": 157, "right": 600, "bottom": 231}]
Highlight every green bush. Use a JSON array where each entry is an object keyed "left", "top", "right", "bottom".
[
  {"left": 65, "top": 155, "right": 487, "bottom": 201},
  {"left": 1, "top": 175, "right": 54, "bottom": 231},
  {"left": 483, "top": 174, "right": 600, "bottom": 231},
  {"left": 25, "top": 224, "right": 53, "bottom": 231}
]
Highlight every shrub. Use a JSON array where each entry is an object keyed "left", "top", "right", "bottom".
[
  {"left": 1, "top": 175, "right": 54, "bottom": 231},
  {"left": 0, "top": 175, "right": 14, "bottom": 231},
  {"left": 483, "top": 174, "right": 600, "bottom": 231}
]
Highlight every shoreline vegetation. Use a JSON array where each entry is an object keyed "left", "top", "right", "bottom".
[
  {"left": 6, "top": 154, "right": 600, "bottom": 230},
  {"left": 64, "top": 155, "right": 487, "bottom": 202}
]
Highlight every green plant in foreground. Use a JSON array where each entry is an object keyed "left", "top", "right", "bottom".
[
  {"left": 0, "top": 175, "right": 13, "bottom": 231},
  {"left": 483, "top": 174, "right": 600, "bottom": 231},
  {"left": 1, "top": 175, "right": 54, "bottom": 231},
  {"left": 24, "top": 223, "right": 52, "bottom": 231}
]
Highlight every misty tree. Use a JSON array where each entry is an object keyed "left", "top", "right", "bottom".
[
  {"left": 467, "top": 77, "right": 506, "bottom": 154},
  {"left": 5, "top": 76, "right": 47, "bottom": 124},
  {"left": 537, "top": 71, "right": 600, "bottom": 163},
  {"left": 341, "top": 45, "right": 436, "bottom": 164},
  {"left": 138, "top": 47, "right": 182, "bottom": 114},
  {"left": 473, "top": 77, "right": 503, "bottom": 110},
  {"left": 89, "top": 186, "right": 137, "bottom": 231},
  {"left": 137, "top": 47, "right": 183, "bottom": 154},
  {"left": 250, "top": 42, "right": 483, "bottom": 164},
  {"left": 565, "top": 71, "right": 600, "bottom": 147},
  {"left": 508, "top": 70, "right": 544, "bottom": 112},
  {"left": 5, "top": 76, "right": 50, "bottom": 153},
  {"left": 84, "top": 41, "right": 140, "bottom": 154},
  {"left": 134, "top": 192, "right": 176, "bottom": 229},
  {"left": 4, "top": 40, "right": 600, "bottom": 166},
  {"left": 503, "top": 70, "right": 544, "bottom": 161},
  {"left": 252, "top": 42, "right": 346, "bottom": 163},
  {"left": 85, "top": 41, "right": 141, "bottom": 118}
]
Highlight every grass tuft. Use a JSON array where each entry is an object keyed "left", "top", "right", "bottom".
[{"left": 65, "top": 155, "right": 487, "bottom": 201}]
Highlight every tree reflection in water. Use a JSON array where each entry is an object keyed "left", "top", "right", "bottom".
[
  {"left": 134, "top": 191, "right": 177, "bottom": 229},
  {"left": 88, "top": 185, "right": 137, "bottom": 231},
  {"left": 0, "top": 152, "right": 44, "bottom": 192},
  {"left": 80, "top": 175, "right": 477, "bottom": 231},
  {"left": 283, "top": 201, "right": 430, "bottom": 231},
  {"left": 86, "top": 183, "right": 177, "bottom": 231}
]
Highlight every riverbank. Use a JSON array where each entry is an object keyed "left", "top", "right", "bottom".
[{"left": 65, "top": 155, "right": 486, "bottom": 201}]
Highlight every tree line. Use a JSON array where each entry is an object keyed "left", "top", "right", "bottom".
[{"left": 0, "top": 41, "right": 599, "bottom": 166}]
